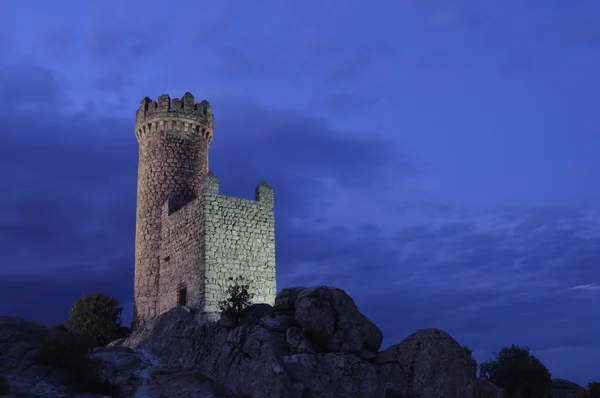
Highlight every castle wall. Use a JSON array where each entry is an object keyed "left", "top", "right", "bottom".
[
  {"left": 202, "top": 174, "right": 277, "bottom": 315},
  {"left": 157, "top": 197, "right": 206, "bottom": 316}
]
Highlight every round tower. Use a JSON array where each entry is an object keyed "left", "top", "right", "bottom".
[{"left": 133, "top": 92, "right": 214, "bottom": 329}]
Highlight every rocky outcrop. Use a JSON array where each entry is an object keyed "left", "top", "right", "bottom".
[
  {"left": 1, "top": 286, "right": 516, "bottom": 397},
  {"left": 0, "top": 317, "right": 108, "bottom": 397},
  {"left": 466, "top": 379, "right": 510, "bottom": 398},
  {"left": 89, "top": 346, "right": 226, "bottom": 397},
  {"left": 123, "top": 290, "right": 396, "bottom": 398},
  {"left": 121, "top": 285, "right": 507, "bottom": 397},
  {"left": 550, "top": 379, "right": 586, "bottom": 398},
  {"left": 294, "top": 286, "right": 383, "bottom": 360},
  {"left": 375, "top": 328, "right": 478, "bottom": 397},
  {"left": 0, "top": 316, "right": 226, "bottom": 397}
]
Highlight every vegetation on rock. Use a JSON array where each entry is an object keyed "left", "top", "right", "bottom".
[
  {"left": 35, "top": 332, "right": 120, "bottom": 396},
  {"left": 0, "top": 375, "right": 9, "bottom": 395},
  {"left": 219, "top": 276, "right": 254, "bottom": 321},
  {"left": 462, "top": 345, "right": 478, "bottom": 373},
  {"left": 479, "top": 344, "right": 552, "bottom": 398},
  {"left": 586, "top": 382, "right": 600, "bottom": 398},
  {"left": 64, "top": 292, "right": 124, "bottom": 347}
]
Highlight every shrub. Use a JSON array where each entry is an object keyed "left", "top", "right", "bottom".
[
  {"left": 462, "top": 345, "right": 478, "bottom": 374},
  {"left": 117, "top": 325, "right": 132, "bottom": 339},
  {"left": 36, "top": 334, "right": 120, "bottom": 396},
  {"left": 0, "top": 375, "right": 9, "bottom": 395},
  {"left": 479, "top": 344, "right": 552, "bottom": 398},
  {"left": 36, "top": 332, "right": 91, "bottom": 371},
  {"left": 586, "top": 382, "right": 600, "bottom": 398},
  {"left": 219, "top": 276, "right": 254, "bottom": 321},
  {"left": 64, "top": 293, "right": 123, "bottom": 347}
]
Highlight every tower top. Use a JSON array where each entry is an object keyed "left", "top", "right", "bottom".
[
  {"left": 135, "top": 93, "right": 214, "bottom": 141},
  {"left": 136, "top": 93, "right": 213, "bottom": 126}
]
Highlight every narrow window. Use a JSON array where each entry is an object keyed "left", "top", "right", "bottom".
[{"left": 177, "top": 283, "right": 187, "bottom": 306}]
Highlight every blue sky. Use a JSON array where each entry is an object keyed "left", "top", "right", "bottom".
[{"left": 1, "top": 0, "right": 599, "bottom": 386}]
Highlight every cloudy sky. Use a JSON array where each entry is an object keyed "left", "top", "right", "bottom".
[{"left": 1, "top": 0, "right": 599, "bottom": 386}]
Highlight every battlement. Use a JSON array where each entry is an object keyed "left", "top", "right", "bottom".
[
  {"left": 160, "top": 172, "right": 274, "bottom": 220},
  {"left": 202, "top": 172, "right": 274, "bottom": 208},
  {"left": 135, "top": 93, "right": 214, "bottom": 142}
]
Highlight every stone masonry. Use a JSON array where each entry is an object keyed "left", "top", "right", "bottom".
[{"left": 133, "top": 93, "right": 276, "bottom": 329}]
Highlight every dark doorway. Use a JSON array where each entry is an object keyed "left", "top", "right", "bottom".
[{"left": 177, "top": 283, "right": 187, "bottom": 306}]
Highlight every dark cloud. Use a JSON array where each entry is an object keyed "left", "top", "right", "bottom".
[
  {"left": 214, "top": 46, "right": 266, "bottom": 77},
  {"left": 85, "top": 24, "right": 159, "bottom": 63},
  {"left": 211, "top": 43, "right": 287, "bottom": 79},
  {"left": 76, "top": 22, "right": 166, "bottom": 94},
  {"left": 0, "top": 30, "right": 12, "bottom": 59},
  {"left": 323, "top": 91, "right": 383, "bottom": 114},
  {"left": 189, "top": 3, "right": 246, "bottom": 44},
  {"left": 37, "top": 25, "right": 77, "bottom": 59},
  {"left": 298, "top": 28, "right": 346, "bottom": 58},
  {"left": 0, "top": 62, "right": 409, "bottom": 325},
  {"left": 0, "top": 63, "right": 70, "bottom": 109},
  {"left": 207, "top": 98, "right": 413, "bottom": 217},
  {"left": 535, "top": 10, "right": 600, "bottom": 48},
  {"left": 323, "top": 42, "right": 394, "bottom": 85},
  {"left": 93, "top": 73, "right": 134, "bottom": 93},
  {"left": 0, "top": 259, "right": 133, "bottom": 325}
]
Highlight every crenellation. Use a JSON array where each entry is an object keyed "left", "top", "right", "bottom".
[
  {"left": 135, "top": 93, "right": 214, "bottom": 143},
  {"left": 157, "top": 94, "right": 171, "bottom": 109},
  {"left": 171, "top": 98, "right": 182, "bottom": 109},
  {"left": 255, "top": 181, "right": 274, "bottom": 209},
  {"left": 183, "top": 92, "right": 195, "bottom": 109},
  {"left": 133, "top": 92, "right": 276, "bottom": 329}
]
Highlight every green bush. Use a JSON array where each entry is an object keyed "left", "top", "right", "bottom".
[
  {"left": 219, "top": 276, "right": 254, "bottom": 321},
  {"left": 479, "top": 344, "right": 552, "bottom": 398},
  {"left": 586, "top": 382, "right": 600, "bottom": 398},
  {"left": 0, "top": 375, "right": 9, "bottom": 395},
  {"left": 36, "top": 334, "right": 120, "bottom": 396},
  {"left": 64, "top": 293, "right": 123, "bottom": 347}
]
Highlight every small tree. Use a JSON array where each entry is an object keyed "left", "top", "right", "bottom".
[
  {"left": 218, "top": 276, "right": 254, "bottom": 320},
  {"left": 479, "top": 344, "right": 552, "bottom": 398},
  {"left": 64, "top": 293, "right": 123, "bottom": 347},
  {"left": 587, "top": 382, "right": 600, "bottom": 398}
]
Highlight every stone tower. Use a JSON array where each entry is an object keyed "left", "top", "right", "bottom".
[{"left": 133, "top": 93, "right": 276, "bottom": 330}]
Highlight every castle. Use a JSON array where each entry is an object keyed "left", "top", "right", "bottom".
[{"left": 133, "top": 93, "right": 277, "bottom": 329}]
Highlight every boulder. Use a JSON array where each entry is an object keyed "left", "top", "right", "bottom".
[
  {"left": 294, "top": 285, "right": 383, "bottom": 359},
  {"left": 272, "top": 286, "right": 307, "bottom": 313},
  {"left": 259, "top": 312, "right": 299, "bottom": 333},
  {"left": 466, "top": 379, "right": 511, "bottom": 398},
  {"left": 0, "top": 316, "right": 110, "bottom": 397},
  {"left": 239, "top": 303, "right": 273, "bottom": 324},
  {"left": 375, "top": 328, "right": 477, "bottom": 398},
  {"left": 286, "top": 326, "right": 318, "bottom": 354},
  {"left": 90, "top": 345, "right": 224, "bottom": 397},
  {"left": 550, "top": 379, "right": 586, "bottom": 398}
]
